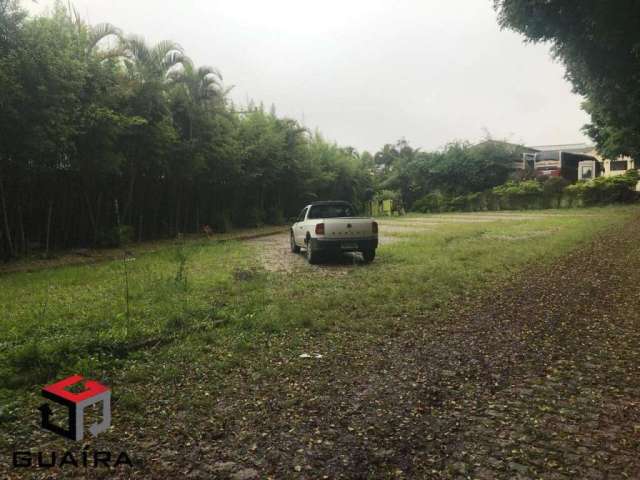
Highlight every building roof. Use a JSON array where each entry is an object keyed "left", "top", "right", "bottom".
[{"left": 527, "top": 143, "right": 595, "bottom": 154}]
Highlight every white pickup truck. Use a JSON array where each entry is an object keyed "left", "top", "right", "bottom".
[{"left": 290, "top": 201, "right": 378, "bottom": 264}]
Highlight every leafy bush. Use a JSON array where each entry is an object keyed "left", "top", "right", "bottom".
[
  {"left": 413, "top": 193, "right": 446, "bottom": 213},
  {"left": 463, "top": 192, "right": 485, "bottom": 211},
  {"left": 492, "top": 180, "right": 543, "bottom": 210},
  {"left": 411, "top": 171, "right": 639, "bottom": 213},
  {"left": 97, "top": 225, "right": 135, "bottom": 247},
  {"left": 563, "top": 182, "right": 586, "bottom": 207},
  {"left": 542, "top": 177, "right": 569, "bottom": 208},
  {"left": 447, "top": 195, "right": 469, "bottom": 211},
  {"left": 413, "top": 191, "right": 492, "bottom": 213},
  {"left": 565, "top": 170, "right": 639, "bottom": 206}
]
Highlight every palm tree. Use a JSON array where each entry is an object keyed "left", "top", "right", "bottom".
[
  {"left": 168, "top": 64, "right": 225, "bottom": 107},
  {"left": 167, "top": 63, "right": 232, "bottom": 141},
  {"left": 121, "top": 35, "right": 191, "bottom": 82},
  {"left": 86, "top": 23, "right": 123, "bottom": 59},
  {"left": 64, "top": 4, "right": 123, "bottom": 59},
  {"left": 112, "top": 36, "right": 191, "bottom": 226}
]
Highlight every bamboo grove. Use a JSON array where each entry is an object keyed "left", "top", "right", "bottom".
[{"left": 0, "top": 1, "right": 374, "bottom": 259}]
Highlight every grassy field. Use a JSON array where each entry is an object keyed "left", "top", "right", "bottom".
[{"left": 0, "top": 206, "right": 637, "bottom": 449}]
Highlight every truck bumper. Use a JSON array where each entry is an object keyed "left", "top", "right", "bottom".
[{"left": 309, "top": 237, "right": 378, "bottom": 252}]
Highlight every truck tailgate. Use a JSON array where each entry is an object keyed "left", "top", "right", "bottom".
[{"left": 323, "top": 218, "right": 376, "bottom": 239}]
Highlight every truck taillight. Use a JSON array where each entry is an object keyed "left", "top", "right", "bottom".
[
  {"left": 315, "top": 223, "right": 325, "bottom": 235},
  {"left": 372, "top": 221, "right": 378, "bottom": 234}
]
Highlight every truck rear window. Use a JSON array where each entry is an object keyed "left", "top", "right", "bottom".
[{"left": 308, "top": 204, "right": 355, "bottom": 219}]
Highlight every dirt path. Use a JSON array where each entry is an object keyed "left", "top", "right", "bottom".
[
  {"left": 205, "top": 215, "right": 640, "bottom": 479},
  {"left": 246, "top": 213, "right": 600, "bottom": 273},
  {"left": 245, "top": 222, "right": 415, "bottom": 272},
  {"left": 0, "top": 226, "right": 287, "bottom": 276}
]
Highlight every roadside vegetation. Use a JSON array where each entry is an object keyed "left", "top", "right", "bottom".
[
  {"left": 413, "top": 170, "right": 640, "bottom": 213},
  {"left": 4, "top": 1, "right": 636, "bottom": 266},
  {"left": 1, "top": 207, "right": 635, "bottom": 445},
  {"left": 0, "top": 1, "right": 373, "bottom": 260},
  {"left": 374, "top": 140, "right": 640, "bottom": 213}
]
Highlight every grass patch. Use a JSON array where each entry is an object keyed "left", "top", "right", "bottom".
[{"left": 0, "top": 206, "right": 636, "bottom": 431}]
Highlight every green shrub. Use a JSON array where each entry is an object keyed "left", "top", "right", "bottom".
[
  {"left": 565, "top": 171, "right": 639, "bottom": 206},
  {"left": 465, "top": 192, "right": 485, "bottom": 211},
  {"left": 96, "top": 225, "right": 135, "bottom": 247},
  {"left": 542, "top": 177, "right": 569, "bottom": 208},
  {"left": 493, "top": 180, "right": 543, "bottom": 210},
  {"left": 413, "top": 193, "right": 446, "bottom": 213},
  {"left": 482, "top": 190, "right": 500, "bottom": 211},
  {"left": 447, "top": 195, "right": 468, "bottom": 211},
  {"left": 563, "top": 182, "right": 586, "bottom": 207},
  {"left": 411, "top": 171, "right": 638, "bottom": 213}
]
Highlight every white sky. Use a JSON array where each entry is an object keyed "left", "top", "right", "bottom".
[{"left": 22, "top": 0, "right": 591, "bottom": 153}]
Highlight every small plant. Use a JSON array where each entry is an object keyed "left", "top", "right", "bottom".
[
  {"left": 40, "top": 284, "right": 50, "bottom": 323},
  {"left": 122, "top": 252, "right": 131, "bottom": 322},
  {"left": 163, "top": 314, "right": 189, "bottom": 335},
  {"left": 173, "top": 234, "right": 189, "bottom": 289},
  {"left": 97, "top": 225, "right": 135, "bottom": 247}
]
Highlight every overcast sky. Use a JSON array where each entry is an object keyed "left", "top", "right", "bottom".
[{"left": 22, "top": 0, "right": 590, "bottom": 153}]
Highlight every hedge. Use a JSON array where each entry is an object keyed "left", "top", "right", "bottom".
[{"left": 411, "top": 171, "right": 639, "bottom": 213}]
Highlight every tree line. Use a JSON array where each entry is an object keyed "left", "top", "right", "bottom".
[
  {"left": 0, "top": 1, "right": 376, "bottom": 259},
  {"left": 3, "top": 1, "right": 628, "bottom": 260},
  {"left": 371, "top": 139, "right": 520, "bottom": 209}
]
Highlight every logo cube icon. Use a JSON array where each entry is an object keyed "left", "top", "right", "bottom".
[{"left": 39, "top": 375, "right": 111, "bottom": 441}]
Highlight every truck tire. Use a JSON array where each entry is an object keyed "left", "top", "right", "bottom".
[
  {"left": 362, "top": 249, "right": 376, "bottom": 263},
  {"left": 290, "top": 232, "right": 300, "bottom": 253},
  {"left": 306, "top": 240, "right": 320, "bottom": 264}
]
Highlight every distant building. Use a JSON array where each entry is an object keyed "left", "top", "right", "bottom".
[
  {"left": 519, "top": 143, "right": 635, "bottom": 183},
  {"left": 521, "top": 143, "right": 598, "bottom": 182},
  {"left": 476, "top": 140, "right": 636, "bottom": 186},
  {"left": 598, "top": 157, "right": 635, "bottom": 177}
]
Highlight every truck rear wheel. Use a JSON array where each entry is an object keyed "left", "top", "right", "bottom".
[
  {"left": 306, "top": 240, "right": 320, "bottom": 264},
  {"left": 362, "top": 249, "right": 376, "bottom": 263},
  {"left": 290, "top": 232, "right": 300, "bottom": 253}
]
